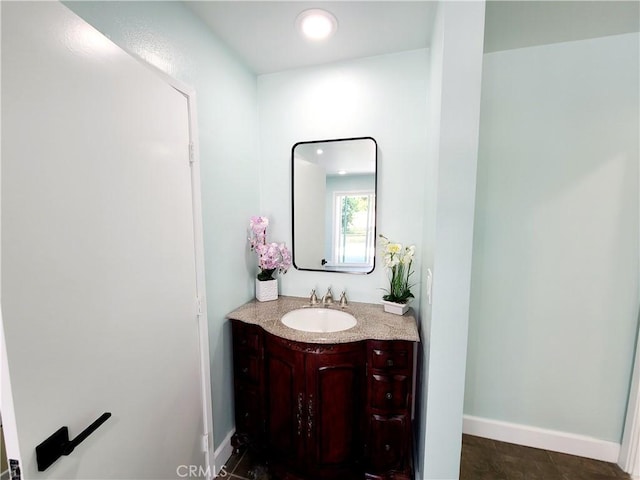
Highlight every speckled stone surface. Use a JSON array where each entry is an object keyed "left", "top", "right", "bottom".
[{"left": 226, "top": 296, "right": 420, "bottom": 344}]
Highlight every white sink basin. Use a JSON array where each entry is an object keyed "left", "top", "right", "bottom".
[{"left": 281, "top": 308, "right": 357, "bottom": 333}]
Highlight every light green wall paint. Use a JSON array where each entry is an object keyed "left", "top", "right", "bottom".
[
  {"left": 257, "top": 50, "right": 429, "bottom": 304},
  {"left": 466, "top": 33, "right": 640, "bottom": 442},
  {"left": 64, "top": 1, "right": 260, "bottom": 450},
  {"left": 417, "top": 2, "right": 486, "bottom": 478}
]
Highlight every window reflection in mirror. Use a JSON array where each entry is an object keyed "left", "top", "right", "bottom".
[{"left": 292, "top": 137, "right": 377, "bottom": 274}]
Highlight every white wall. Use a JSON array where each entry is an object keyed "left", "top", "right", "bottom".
[
  {"left": 64, "top": 1, "right": 260, "bottom": 451},
  {"left": 465, "top": 32, "right": 640, "bottom": 448},
  {"left": 416, "top": 2, "right": 486, "bottom": 478},
  {"left": 293, "top": 159, "right": 326, "bottom": 268},
  {"left": 257, "top": 49, "right": 429, "bottom": 304}
]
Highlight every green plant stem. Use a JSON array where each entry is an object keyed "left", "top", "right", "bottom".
[{"left": 383, "top": 260, "right": 415, "bottom": 303}]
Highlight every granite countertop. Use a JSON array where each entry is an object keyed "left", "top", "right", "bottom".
[{"left": 226, "top": 296, "right": 420, "bottom": 344}]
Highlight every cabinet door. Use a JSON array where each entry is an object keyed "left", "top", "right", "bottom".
[
  {"left": 232, "top": 320, "right": 265, "bottom": 447},
  {"left": 265, "top": 337, "right": 306, "bottom": 466},
  {"left": 234, "top": 384, "right": 262, "bottom": 438},
  {"left": 306, "top": 347, "right": 365, "bottom": 471}
]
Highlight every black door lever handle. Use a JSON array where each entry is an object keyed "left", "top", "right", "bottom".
[{"left": 36, "top": 412, "right": 111, "bottom": 471}]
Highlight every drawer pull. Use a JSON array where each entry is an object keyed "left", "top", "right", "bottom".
[
  {"left": 307, "top": 394, "right": 314, "bottom": 438},
  {"left": 385, "top": 392, "right": 393, "bottom": 400},
  {"left": 387, "top": 359, "right": 394, "bottom": 367},
  {"left": 384, "top": 444, "right": 391, "bottom": 452},
  {"left": 244, "top": 412, "right": 250, "bottom": 419},
  {"left": 296, "top": 393, "right": 304, "bottom": 437}
]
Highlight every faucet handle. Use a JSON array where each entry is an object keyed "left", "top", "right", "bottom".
[
  {"left": 339, "top": 291, "right": 348, "bottom": 308},
  {"left": 310, "top": 289, "right": 319, "bottom": 305}
]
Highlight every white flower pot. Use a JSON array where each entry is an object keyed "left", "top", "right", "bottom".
[
  {"left": 256, "top": 278, "right": 278, "bottom": 302},
  {"left": 382, "top": 300, "right": 410, "bottom": 315}
]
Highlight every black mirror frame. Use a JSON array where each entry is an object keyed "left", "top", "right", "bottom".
[{"left": 291, "top": 136, "right": 378, "bottom": 275}]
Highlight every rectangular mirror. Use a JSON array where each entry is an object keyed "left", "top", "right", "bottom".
[{"left": 292, "top": 137, "right": 377, "bottom": 274}]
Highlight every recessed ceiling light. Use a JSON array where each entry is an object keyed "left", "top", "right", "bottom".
[
  {"left": 338, "top": 170, "right": 347, "bottom": 175},
  {"left": 296, "top": 9, "right": 338, "bottom": 41},
  {"left": 316, "top": 148, "right": 324, "bottom": 155}
]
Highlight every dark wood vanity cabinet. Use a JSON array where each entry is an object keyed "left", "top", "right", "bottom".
[
  {"left": 231, "top": 319, "right": 415, "bottom": 480},
  {"left": 266, "top": 335, "right": 365, "bottom": 479},
  {"left": 231, "top": 320, "right": 265, "bottom": 451},
  {"left": 364, "top": 340, "right": 414, "bottom": 480}
]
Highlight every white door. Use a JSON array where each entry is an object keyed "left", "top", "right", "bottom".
[{"left": 1, "top": 2, "right": 211, "bottom": 479}]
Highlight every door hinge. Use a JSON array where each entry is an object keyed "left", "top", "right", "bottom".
[
  {"left": 196, "top": 295, "right": 203, "bottom": 317},
  {"left": 202, "top": 433, "right": 209, "bottom": 453},
  {"left": 189, "top": 142, "right": 195, "bottom": 164}
]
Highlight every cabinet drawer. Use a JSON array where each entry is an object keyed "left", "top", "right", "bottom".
[
  {"left": 234, "top": 353, "right": 261, "bottom": 384},
  {"left": 367, "top": 414, "right": 408, "bottom": 473},
  {"left": 369, "top": 342, "right": 411, "bottom": 370},
  {"left": 232, "top": 320, "right": 263, "bottom": 353},
  {"left": 370, "top": 374, "right": 409, "bottom": 410}
]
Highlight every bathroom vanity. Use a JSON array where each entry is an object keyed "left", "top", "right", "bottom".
[{"left": 227, "top": 296, "right": 419, "bottom": 480}]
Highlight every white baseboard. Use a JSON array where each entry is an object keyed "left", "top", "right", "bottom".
[
  {"left": 463, "top": 415, "right": 620, "bottom": 463},
  {"left": 1, "top": 469, "right": 8, "bottom": 480},
  {"left": 213, "top": 429, "right": 235, "bottom": 471}
]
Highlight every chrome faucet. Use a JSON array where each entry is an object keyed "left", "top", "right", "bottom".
[
  {"left": 339, "top": 291, "right": 348, "bottom": 308},
  {"left": 309, "top": 289, "right": 320, "bottom": 306},
  {"left": 322, "top": 287, "right": 334, "bottom": 306}
]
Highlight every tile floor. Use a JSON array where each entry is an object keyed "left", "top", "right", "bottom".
[
  {"left": 460, "top": 435, "right": 629, "bottom": 480},
  {"left": 216, "top": 434, "right": 631, "bottom": 480}
]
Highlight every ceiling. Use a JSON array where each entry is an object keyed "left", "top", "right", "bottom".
[
  {"left": 184, "top": 1, "right": 640, "bottom": 75},
  {"left": 185, "top": 1, "right": 436, "bottom": 74},
  {"left": 295, "top": 138, "right": 376, "bottom": 175}
]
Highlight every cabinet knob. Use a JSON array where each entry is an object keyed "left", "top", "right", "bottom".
[
  {"left": 385, "top": 392, "right": 393, "bottom": 400},
  {"left": 244, "top": 412, "right": 250, "bottom": 419},
  {"left": 387, "top": 359, "right": 394, "bottom": 367},
  {"left": 242, "top": 367, "right": 249, "bottom": 374},
  {"left": 384, "top": 444, "right": 391, "bottom": 452},
  {"left": 240, "top": 339, "right": 247, "bottom": 346}
]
